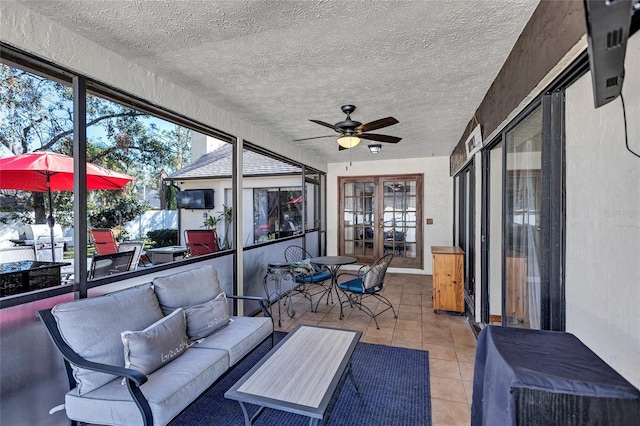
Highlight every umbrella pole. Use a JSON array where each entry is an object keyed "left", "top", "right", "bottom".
[{"left": 46, "top": 175, "right": 56, "bottom": 262}]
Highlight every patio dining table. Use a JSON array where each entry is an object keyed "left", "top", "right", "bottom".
[{"left": 309, "top": 256, "right": 357, "bottom": 306}]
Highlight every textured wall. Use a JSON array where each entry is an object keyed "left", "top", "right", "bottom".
[
  {"left": 327, "top": 156, "right": 452, "bottom": 275},
  {"left": 565, "top": 32, "right": 640, "bottom": 388}
]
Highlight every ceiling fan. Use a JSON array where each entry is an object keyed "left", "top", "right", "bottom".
[{"left": 294, "top": 105, "right": 401, "bottom": 150}]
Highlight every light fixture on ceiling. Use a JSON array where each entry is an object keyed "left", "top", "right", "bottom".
[
  {"left": 337, "top": 135, "right": 361, "bottom": 149},
  {"left": 368, "top": 144, "right": 382, "bottom": 154}
]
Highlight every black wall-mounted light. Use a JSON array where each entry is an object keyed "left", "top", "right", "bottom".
[{"left": 368, "top": 144, "right": 382, "bottom": 154}]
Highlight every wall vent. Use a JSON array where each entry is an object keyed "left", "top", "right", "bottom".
[
  {"left": 606, "top": 28, "right": 624, "bottom": 48},
  {"left": 606, "top": 76, "right": 619, "bottom": 88}
]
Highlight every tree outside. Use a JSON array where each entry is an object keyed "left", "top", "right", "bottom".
[{"left": 0, "top": 63, "right": 191, "bottom": 229}]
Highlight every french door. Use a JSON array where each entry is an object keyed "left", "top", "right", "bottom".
[{"left": 338, "top": 174, "right": 423, "bottom": 268}]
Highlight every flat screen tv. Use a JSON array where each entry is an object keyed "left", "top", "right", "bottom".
[{"left": 176, "top": 189, "right": 214, "bottom": 209}]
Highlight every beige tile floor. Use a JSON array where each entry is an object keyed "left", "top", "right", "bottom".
[{"left": 269, "top": 272, "right": 478, "bottom": 426}]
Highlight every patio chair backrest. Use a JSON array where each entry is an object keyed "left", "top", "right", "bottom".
[
  {"left": 117, "top": 241, "right": 145, "bottom": 271},
  {"left": 90, "top": 228, "right": 118, "bottom": 255},
  {"left": 89, "top": 251, "right": 134, "bottom": 279},
  {"left": 362, "top": 253, "right": 393, "bottom": 290},
  {"left": 184, "top": 229, "right": 219, "bottom": 256},
  {"left": 284, "top": 245, "right": 313, "bottom": 264}
]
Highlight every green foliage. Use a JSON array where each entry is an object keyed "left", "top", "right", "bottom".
[
  {"left": 164, "top": 185, "right": 177, "bottom": 210},
  {"left": 147, "top": 229, "right": 178, "bottom": 248},
  {"left": 88, "top": 197, "right": 149, "bottom": 236},
  {"left": 1, "top": 63, "right": 191, "bottom": 222},
  {"left": 202, "top": 214, "right": 221, "bottom": 229},
  {"left": 221, "top": 204, "right": 233, "bottom": 249}
]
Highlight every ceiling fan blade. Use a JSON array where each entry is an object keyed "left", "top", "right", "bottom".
[
  {"left": 293, "top": 135, "right": 335, "bottom": 142},
  {"left": 309, "top": 119, "right": 340, "bottom": 131},
  {"left": 338, "top": 145, "right": 348, "bottom": 151},
  {"left": 356, "top": 117, "right": 398, "bottom": 133},
  {"left": 359, "top": 133, "right": 402, "bottom": 143}
]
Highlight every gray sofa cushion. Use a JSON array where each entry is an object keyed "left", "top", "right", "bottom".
[
  {"left": 191, "top": 316, "right": 272, "bottom": 366},
  {"left": 153, "top": 265, "right": 222, "bottom": 315},
  {"left": 65, "top": 347, "right": 229, "bottom": 426},
  {"left": 184, "top": 292, "right": 231, "bottom": 342},
  {"left": 51, "top": 284, "right": 164, "bottom": 395},
  {"left": 122, "top": 308, "right": 188, "bottom": 375}
]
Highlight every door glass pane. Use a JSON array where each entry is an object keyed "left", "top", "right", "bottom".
[
  {"left": 405, "top": 180, "right": 416, "bottom": 195},
  {"left": 489, "top": 142, "right": 503, "bottom": 324},
  {"left": 305, "top": 179, "right": 318, "bottom": 230},
  {"left": 505, "top": 105, "right": 542, "bottom": 329},
  {"left": 343, "top": 180, "right": 374, "bottom": 256},
  {"left": 382, "top": 179, "right": 416, "bottom": 259},
  {"left": 345, "top": 197, "right": 353, "bottom": 211},
  {"left": 344, "top": 182, "right": 353, "bottom": 196}
]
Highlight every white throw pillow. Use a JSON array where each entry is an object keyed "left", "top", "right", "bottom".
[
  {"left": 121, "top": 308, "right": 188, "bottom": 375},
  {"left": 363, "top": 264, "right": 385, "bottom": 290},
  {"left": 184, "top": 292, "right": 232, "bottom": 342}
]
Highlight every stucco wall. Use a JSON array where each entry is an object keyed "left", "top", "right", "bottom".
[
  {"left": 327, "top": 156, "right": 452, "bottom": 275},
  {"left": 564, "top": 32, "right": 640, "bottom": 388}
]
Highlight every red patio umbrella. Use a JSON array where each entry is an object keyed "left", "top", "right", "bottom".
[{"left": 0, "top": 151, "right": 135, "bottom": 261}]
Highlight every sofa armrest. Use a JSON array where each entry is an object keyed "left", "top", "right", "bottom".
[
  {"left": 37, "top": 309, "right": 154, "bottom": 425},
  {"left": 226, "top": 294, "right": 272, "bottom": 318}
]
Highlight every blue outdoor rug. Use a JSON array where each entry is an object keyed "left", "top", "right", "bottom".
[{"left": 170, "top": 332, "right": 431, "bottom": 426}]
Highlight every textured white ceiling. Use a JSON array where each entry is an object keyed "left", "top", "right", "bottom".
[{"left": 16, "top": 0, "right": 539, "bottom": 164}]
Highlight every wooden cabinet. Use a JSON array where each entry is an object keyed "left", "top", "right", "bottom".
[{"left": 431, "top": 246, "right": 464, "bottom": 313}]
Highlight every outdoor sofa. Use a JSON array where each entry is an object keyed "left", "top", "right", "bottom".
[{"left": 38, "top": 265, "right": 273, "bottom": 426}]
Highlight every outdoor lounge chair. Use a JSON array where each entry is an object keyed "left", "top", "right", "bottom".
[
  {"left": 89, "top": 251, "right": 134, "bottom": 279},
  {"left": 336, "top": 253, "right": 396, "bottom": 329},
  {"left": 284, "top": 245, "right": 332, "bottom": 312},
  {"left": 184, "top": 229, "right": 219, "bottom": 256},
  {"left": 89, "top": 228, "right": 119, "bottom": 255},
  {"left": 89, "top": 228, "right": 149, "bottom": 268}
]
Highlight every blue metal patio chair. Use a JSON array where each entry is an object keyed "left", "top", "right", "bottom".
[
  {"left": 336, "top": 253, "right": 396, "bottom": 329},
  {"left": 284, "top": 245, "right": 332, "bottom": 312}
]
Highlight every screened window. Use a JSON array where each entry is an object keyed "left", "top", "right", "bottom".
[{"left": 253, "top": 187, "right": 303, "bottom": 243}]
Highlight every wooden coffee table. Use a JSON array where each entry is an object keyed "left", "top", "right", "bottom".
[{"left": 225, "top": 325, "right": 361, "bottom": 425}]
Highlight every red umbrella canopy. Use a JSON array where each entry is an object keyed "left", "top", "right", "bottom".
[{"left": 0, "top": 151, "right": 135, "bottom": 192}]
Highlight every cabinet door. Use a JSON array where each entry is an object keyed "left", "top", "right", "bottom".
[{"left": 433, "top": 254, "right": 464, "bottom": 312}]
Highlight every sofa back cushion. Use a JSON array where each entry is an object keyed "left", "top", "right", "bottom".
[
  {"left": 51, "top": 284, "right": 163, "bottom": 395},
  {"left": 153, "top": 265, "right": 222, "bottom": 315}
]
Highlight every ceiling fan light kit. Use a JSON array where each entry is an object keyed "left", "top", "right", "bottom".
[
  {"left": 368, "top": 144, "right": 382, "bottom": 154},
  {"left": 338, "top": 135, "right": 361, "bottom": 148},
  {"left": 296, "top": 105, "right": 402, "bottom": 152}
]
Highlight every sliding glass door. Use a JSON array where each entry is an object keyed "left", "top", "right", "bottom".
[
  {"left": 504, "top": 105, "right": 542, "bottom": 328},
  {"left": 482, "top": 104, "right": 543, "bottom": 329},
  {"left": 454, "top": 161, "right": 476, "bottom": 320}
]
